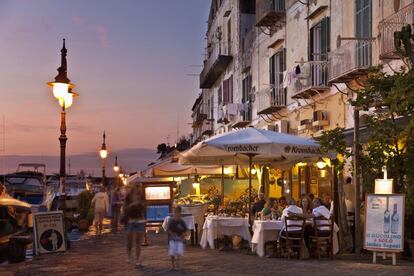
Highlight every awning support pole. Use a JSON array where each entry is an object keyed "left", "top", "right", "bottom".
[
  {"left": 221, "top": 165, "right": 225, "bottom": 205},
  {"left": 248, "top": 154, "right": 253, "bottom": 225}
]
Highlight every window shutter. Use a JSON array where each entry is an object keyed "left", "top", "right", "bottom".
[
  {"left": 280, "top": 48, "right": 286, "bottom": 71},
  {"left": 309, "top": 27, "right": 314, "bottom": 61},
  {"left": 218, "top": 86, "right": 223, "bottom": 106},
  {"left": 269, "top": 55, "right": 275, "bottom": 85},
  {"left": 223, "top": 79, "right": 229, "bottom": 105},
  {"left": 229, "top": 75, "right": 233, "bottom": 103},
  {"left": 320, "top": 17, "right": 330, "bottom": 59}
]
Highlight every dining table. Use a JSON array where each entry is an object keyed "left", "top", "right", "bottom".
[
  {"left": 251, "top": 219, "right": 340, "bottom": 257},
  {"left": 200, "top": 215, "right": 251, "bottom": 249}
]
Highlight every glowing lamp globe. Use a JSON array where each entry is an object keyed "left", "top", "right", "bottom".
[
  {"left": 316, "top": 158, "right": 327, "bottom": 169},
  {"left": 58, "top": 92, "right": 73, "bottom": 108},
  {"left": 99, "top": 149, "right": 108, "bottom": 159},
  {"left": 114, "top": 165, "right": 120, "bottom": 172},
  {"left": 374, "top": 179, "right": 393, "bottom": 194},
  {"left": 223, "top": 167, "right": 231, "bottom": 175},
  {"left": 50, "top": 82, "right": 69, "bottom": 99}
]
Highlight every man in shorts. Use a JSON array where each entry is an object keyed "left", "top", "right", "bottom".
[{"left": 167, "top": 206, "right": 188, "bottom": 271}]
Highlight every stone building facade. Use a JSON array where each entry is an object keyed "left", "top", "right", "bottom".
[{"left": 190, "top": 0, "right": 412, "bottom": 200}]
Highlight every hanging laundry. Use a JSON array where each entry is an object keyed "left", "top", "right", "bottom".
[
  {"left": 283, "top": 71, "right": 288, "bottom": 88},
  {"left": 295, "top": 64, "right": 301, "bottom": 75},
  {"left": 227, "top": 103, "right": 238, "bottom": 116}
]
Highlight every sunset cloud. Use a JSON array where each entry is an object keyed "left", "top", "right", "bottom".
[
  {"left": 96, "top": 25, "right": 110, "bottom": 48},
  {"left": 71, "top": 15, "right": 84, "bottom": 26}
]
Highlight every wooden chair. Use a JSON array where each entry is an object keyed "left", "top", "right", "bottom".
[
  {"left": 279, "top": 214, "right": 306, "bottom": 259},
  {"left": 309, "top": 215, "right": 333, "bottom": 259}
]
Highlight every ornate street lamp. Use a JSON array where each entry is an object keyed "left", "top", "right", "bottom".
[
  {"left": 99, "top": 131, "right": 108, "bottom": 186},
  {"left": 48, "top": 39, "right": 78, "bottom": 197},
  {"left": 113, "top": 155, "right": 120, "bottom": 172}
]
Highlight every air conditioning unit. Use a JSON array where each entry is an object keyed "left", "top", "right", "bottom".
[
  {"left": 297, "top": 119, "right": 312, "bottom": 132},
  {"left": 312, "top": 111, "right": 329, "bottom": 127},
  {"left": 275, "top": 120, "right": 289, "bottom": 133},
  {"left": 263, "top": 125, "right": 276, "bottom": 131}
]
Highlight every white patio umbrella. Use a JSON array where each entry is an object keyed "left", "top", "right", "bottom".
[{"left": 179, "top": 127, "right": 324, "bottom": 223}]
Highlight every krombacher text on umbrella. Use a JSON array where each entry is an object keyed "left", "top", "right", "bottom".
[
  {"left": 225, "top": 145, "right": 259, "bottom": 152},
  {"left": 284, "top": 145, "right": 321, "bottom": 154}
]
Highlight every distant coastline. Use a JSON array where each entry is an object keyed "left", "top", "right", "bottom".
[{"left": 0, "top": 148, "right": 157, "bottom": 176}]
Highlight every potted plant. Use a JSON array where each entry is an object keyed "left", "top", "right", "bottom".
[{"left": 78, "top": 190, "right": 93, "bottom": 231}]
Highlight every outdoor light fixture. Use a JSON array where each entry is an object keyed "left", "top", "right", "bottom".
[
  {"left": 192, "top": 182, "right": 201, "bottom": 195},
  {"left": 375, "top": 166, "right": 393, "bottom": 194},
  {"left": 223, "top": 167, "right": 231, "bottom": 175},
  {"left": 99, "top": 131, "right": 108, "bottom": 186},
  {"left": 316, "top": 158, "right": 327, "bottom": 169},
  {"left": 296, "top": 161, "right": 307, "bottom": 167},
  {"left": 48, "top": 39, "right": 78, "bottom": 197},
  {"left": 113, "top": 155, "right": 120, "bottom": 172},
  {"left": 99, "top": 132, "right": 108, "bottom": 159}
]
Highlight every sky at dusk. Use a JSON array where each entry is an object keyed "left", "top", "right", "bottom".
[{"left": 0, "top": 0, "right": 210, "bottom": 174}]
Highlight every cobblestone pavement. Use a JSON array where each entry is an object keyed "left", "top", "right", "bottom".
[{"left": 2, "top": 226, "right": 414, "bottom": 276}]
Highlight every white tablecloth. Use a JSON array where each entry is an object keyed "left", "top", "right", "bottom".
[
  {"left": 251, "top": 220, "right": 283, "bottom": 257},
  {"left": 200, "top": 216, "right": 251, "bottom": 249},
  {"left": 251, "top": 220, "right": 340, "bottom": 257},
  {"left": 162, "top": 215, "right": 196, "bottom": 232}
]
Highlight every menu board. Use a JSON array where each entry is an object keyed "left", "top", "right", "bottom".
[
  {"left": 364, "top": 194, "right": 405, "bottom": 252},
  {"left": 34, "top": 211, "right": 67, "bottom": 255},
  {"left": 145, "top": 186, "right": 171, "bottom": 200},
  {"left": 146, "top": 205, "right": 170, "bottom": 222}
]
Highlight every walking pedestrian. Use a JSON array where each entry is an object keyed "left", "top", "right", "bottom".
[
  {"left": 111, "top": 187, "right": 122, "bottom": 228},
  {"left": 167, "top": 205, "right": 188, "bottom": 271},
  {"left": 123, "top": 184, "right": 145, "bottom": 268},
  {"left": 91, "top": 186, "right": 109, "bottom": 236}
]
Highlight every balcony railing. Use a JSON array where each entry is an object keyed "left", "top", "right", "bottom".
[
  {"left": 192, "top": 113, "right": 208, "bottom": 128},
  {"left": 291, "top": 61, "right": 329, "bottom": 99},
  {"left": 328, "top": 39, "right": 372, "bottom": 83},
  {"left": 257, "top": 83, "right": 286, "bottom": 115},
  {"left": 201, "top": 120, "right": 214, "bottom": 136},
  {"left": 379, "top": 3, "right": 414, "bottom": 59},
  {"left": 200, "top": 41, "right": 233, "bottom": 89},
  {"left": 256, "top": 0, "right": 286, "bottom": 27},
  {"left": 232, "top": 105, "right": 252, "bottom": 128}
]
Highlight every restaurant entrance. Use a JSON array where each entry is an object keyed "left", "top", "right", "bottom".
[{"left": 281, "top": 164, "right": 332, "bottom": 201}]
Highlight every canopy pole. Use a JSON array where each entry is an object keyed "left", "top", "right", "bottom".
[
  {"left": 221, "top": 165, "right": 225, "bottom": 206},
  {"left": 248, "top": 154, "right": 253, "bottom": 225}
]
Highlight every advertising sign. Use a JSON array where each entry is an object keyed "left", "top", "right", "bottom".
[
  {"left": 146, "top": 205, "right": 170, "bottom": 222},
  {"left": 364, "top": 194, "right": 405, "bottom": 252},
  {"left": 34, "top": 211, "right": 67, "bottom": 254}
]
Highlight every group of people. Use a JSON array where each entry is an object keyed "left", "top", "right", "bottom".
[
  {"left": 252, "top": 193, "right": 333, "bottom": 220},
  {"left": 252, "top": 193, "right": 335, "bottom": 251},
  {"left": 91, "top": 184, "right": 188, "bottom": 270}
]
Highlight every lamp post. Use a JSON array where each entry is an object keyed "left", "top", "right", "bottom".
[
  {"left": 48, "top": 39, "right": 78, "bottom": 198},
  {"left": 113, "top": 155, "right": 120, "bottom": 187},
  {"left": 99, "top": 131, "right": 108, "bottom": 186}
]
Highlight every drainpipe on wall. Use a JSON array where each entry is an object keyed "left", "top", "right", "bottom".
[{"left": 354, "top": 108, "right": 361, "bottom": 256}]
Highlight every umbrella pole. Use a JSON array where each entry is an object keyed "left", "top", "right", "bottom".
[
  {"left": 248, "top": 155, "right": 252, "bottom": 225},
  {"left": 221, "top": 165, "right": 224, "bottom": 206}
]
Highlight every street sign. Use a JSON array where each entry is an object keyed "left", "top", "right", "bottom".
[
  {"left": 33, "top": 211, "right": 67, "bottom": 255},
  {"left": 364, "top": 194, "right": 405, "bottom": 252}
]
